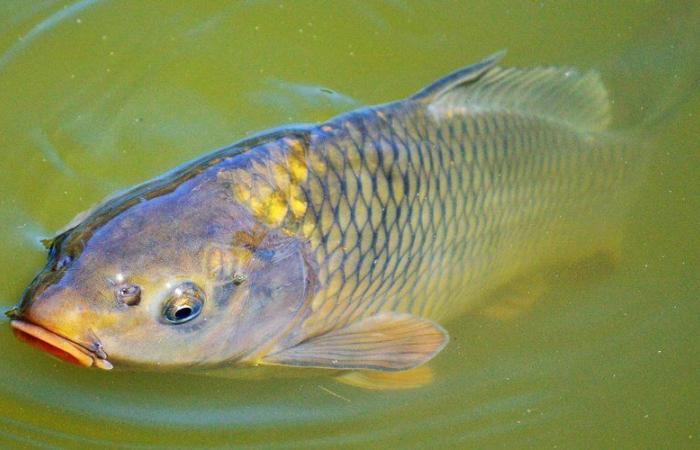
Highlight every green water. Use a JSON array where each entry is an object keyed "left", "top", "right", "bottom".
[{"left": 0, "top": 1, "right": 698, "bottom": 448}]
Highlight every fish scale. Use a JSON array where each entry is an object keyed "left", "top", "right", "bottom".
[
  {"left": 233, "top": 55, "right": 642, "bottom": 369},
  {"left": 293, "top": 101, "right": 635, "bottom": 335}
]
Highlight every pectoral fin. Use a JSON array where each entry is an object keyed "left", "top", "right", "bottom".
[
  {"left": 335, "top": 366, "right": 435, "bottom": 390},
  {"left": 261, "top": 313, "right": 448, "bottom": 371}
]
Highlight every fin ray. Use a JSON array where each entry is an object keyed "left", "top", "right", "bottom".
[
  {"left": 411, "top": 50, "right": 506, "bottom": 101},
  {"left": 415, "top": 52, "right": 611, "bottom": 132},
  {"left": 262, "top": 313, "right": 448, "bottom": 371},
  {"left": 335, "top": 366, "right": 434, "bottom": 390}
]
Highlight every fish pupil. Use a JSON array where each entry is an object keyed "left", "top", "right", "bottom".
[{"left": 175, "top": 306, "right": 192, "bottom": 320}]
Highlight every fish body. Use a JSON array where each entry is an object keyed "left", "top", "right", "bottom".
[{"left": 10, "top": 53, "right": 644, "bottom": 373}]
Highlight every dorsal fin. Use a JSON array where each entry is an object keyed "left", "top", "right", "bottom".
[
  {"left": 411, "top": 50, "right": 506, "bottom": 101},
  {"left": 412, "top": 51, "right": 611, "bottom": 132}
]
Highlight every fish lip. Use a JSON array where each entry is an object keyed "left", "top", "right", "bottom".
[{"left": 10, "top": 319, "right": 113, "bottom": 370}]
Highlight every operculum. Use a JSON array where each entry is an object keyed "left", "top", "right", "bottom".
[{"left": 222, "top": 228, "right": 318, "bottom": 365}]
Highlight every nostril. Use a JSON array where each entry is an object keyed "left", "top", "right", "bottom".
[{"left": 54, "top": 254, "right": 73, "bottom": 272}]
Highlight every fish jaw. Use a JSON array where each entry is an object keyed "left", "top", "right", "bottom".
[
  {"left": 12, "top": 276, "right": 114, "bottom": 370},
  {"left": 10, "top": 320, "right": 113, "bottom": 370}
]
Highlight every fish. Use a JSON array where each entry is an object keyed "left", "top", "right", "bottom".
[{"left": 8, "top": 52, "right": 645, "bottom": 381}]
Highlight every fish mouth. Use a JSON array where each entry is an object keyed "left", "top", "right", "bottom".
[{"left": 10, "top": 320, "right": 113, "bottom": 370}]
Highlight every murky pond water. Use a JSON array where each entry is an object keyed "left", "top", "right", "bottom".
[{"left": 0, "top": 1, "right": 698, "bottom": 448}]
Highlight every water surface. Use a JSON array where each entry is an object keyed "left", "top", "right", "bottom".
[{"left": 0, "top": 1, "right": 698, "bottom": 448}]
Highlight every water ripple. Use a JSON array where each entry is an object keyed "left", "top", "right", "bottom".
[
  {"left": 0, "top": 0, "right": 102, "bottom": 72},
  {"left": 31, "top": 128, "right": 77, "bottom": 179}
]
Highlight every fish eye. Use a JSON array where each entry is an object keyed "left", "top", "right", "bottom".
[
  {"left": 117, "top": 284, "right": 141, "bottom": 306},
  {"left": 162, "top": 282, "right": 204, "bottom": 324}
]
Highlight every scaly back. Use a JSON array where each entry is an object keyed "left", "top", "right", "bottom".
[{"left": 293, "top": 52, "right": 634, "bottom": 337}]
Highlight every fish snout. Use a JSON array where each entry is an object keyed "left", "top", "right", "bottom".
[
  {"left": 20, "top": 284, "right": 83, "bottom": 331},
  {"left": 11, "top": 285, "right": 113, "bottom": 369}
]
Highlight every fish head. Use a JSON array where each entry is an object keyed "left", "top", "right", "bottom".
[{"left": 12, "top": 170, "right": 314, "bottom": 370}]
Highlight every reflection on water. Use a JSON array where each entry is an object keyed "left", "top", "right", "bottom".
[{"left": 0, "top": 1, "right": 697, "bottom": 448}]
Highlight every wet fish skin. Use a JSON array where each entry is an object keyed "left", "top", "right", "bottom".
[
  {"left": 240, "top": 63, "right": 638, "bottom": 345},
  {"left": 11, "top": 53, "right": 643, "bottom": 372}
]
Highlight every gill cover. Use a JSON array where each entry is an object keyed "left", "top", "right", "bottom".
[{"left": 227, "top": 228, "right": 318, "bottom": 362}]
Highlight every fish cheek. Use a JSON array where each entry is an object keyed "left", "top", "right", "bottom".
[
  {"left": 205, "top": 245, "right": 235, "bottom": 282},
  {"left": 228, "top": 234, "right": 315, "bottom": 359}
]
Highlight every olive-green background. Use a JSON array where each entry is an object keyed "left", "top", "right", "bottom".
[{"left": 0, "top": 1, "right": 697, "bottom": 448}]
